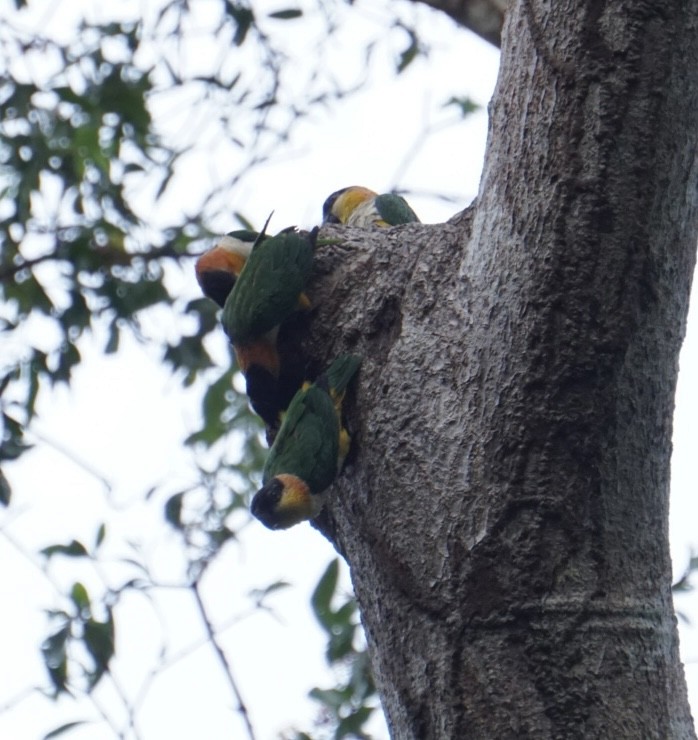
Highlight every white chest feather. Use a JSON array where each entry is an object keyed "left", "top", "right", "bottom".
[{"left": 346, "top": 199, "right": 382, "bottom": 227}]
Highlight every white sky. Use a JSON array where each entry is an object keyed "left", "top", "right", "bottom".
[{"left": 1, "top": 2, "right": 697, "bottom": 738}]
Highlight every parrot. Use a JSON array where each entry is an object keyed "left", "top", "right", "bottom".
[
  {"left": 250, "top": 354, "right": 361, "bottom": 530},
  {"left": 322, "top": 185, "right": 420, "bottom": 227},
  {"left": 221, "top": 224, "right": 317, "bottom": 432},
  {"left": 194, "top": 230, "right": 261, "bottom": 307}
]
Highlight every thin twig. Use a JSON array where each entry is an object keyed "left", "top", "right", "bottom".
[
  {"left": 26, "top": 423, "right": 113, "bottom": 495},
  {"left": 192, "top": 578, "right": 257, "bottom": 740},
  {"left": 0, "top": 253, "right": 57, "bottom": 281},
  {"left": 106, "top": 668, "right": 144, "bottom": 740},
  {"left": 0, "top": 686, "right": 40, "bottom": 714},
  {"left": 0, "top": 242, "right": 186, "bottom": 283},
  {"left": 128, "top": 599, "right": 259, "bottom": 720}
]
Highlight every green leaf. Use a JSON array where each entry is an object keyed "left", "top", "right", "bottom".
[
  {"left": 226, "top": 4, "right": 255, "bottom": 46},
  {"left": 43, "top": 721, "right": 90, "bottom": 739},
  {"left": 1, "top": 412, "right": 32, "bottom": 461},
  {"left": 333, "top": 599, "right": 357, "bottom": 625},
  {"left": 52, "top": 342, "right": 81, "bottom": 386},
  {"left": 268, "top": 9, "right": 302, "bottom": 20},
  {"left": 83, "top": 614, "right": 115, "bottom": 689},
  {"left": 164, "top": 492, "right": 185, "bottom": 528},
  {"left": 397, "top": 28, "right": 420, "bottom": 74},
  {"left": 0, "top": 468, "right": 11, "bottom": 506},
  {"left": 327, "top": 622, "right": 356, "bottom": 663},
  {"left": 70, "top": 582, "right": 90, "bottom": 612},
  {"left": 185, "top": 368, "right": 235, "bottom": 447},
  {"left": 94, "top": 523, "right": 106, "bottom": 549},
  {"left": 26, "top": 350, "right": 45, "bottom": 419},
  {"left": 41, "top": 541, "right": 89, "bottom": 559},
  {"left": 233, "top": 212, "right": 256, "bottom": 231},
  {"left": 104, "top": 321, "right": 120, "bottom": 354},
  {"left": 187, "top": 296, "right": 219, "bottom": 336},
  {"left": 41, "top": 624, "right": 70, "bottom": 694},
  {"left": 249, "top": 579, "right": 290, "bottom": 603},
  {"left": 444, "top": 95, "right": 479, "bottom": 118},
  {"left": 0, "top": 374, "right": 12, "bottom": 397},
  {"left": 163, "top": 336, "right": 213, "bottom": 376},
  {"left": 348, "top": 650, "right": 375, "bottom": 701},
  {"left": 311, "top": 559, "right": 339, "bottom": 632},
  {"left": 309, "top": 687, "right": 348, "bottom": 711},
  {"left": 336, "top": 706, "right": 374, "bottom": 738}
]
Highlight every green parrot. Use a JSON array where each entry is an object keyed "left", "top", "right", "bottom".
[
  {"left": 251, "top": 354, "right": 361, "bottom": 530},
  {"left": 221, "top": 225, "right": 317, "bottom": 432},
  {"left": 322, "top": 185, "right": 420, "bottom": 227},
  {"left": 195, "top": 230, "right": 260, "bottom": 307}
]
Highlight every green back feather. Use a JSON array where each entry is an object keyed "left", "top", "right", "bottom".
[
  {"left": 321, "top": 354, "right": 362, "bottom": 395},
  {"left": 263, "top": 354, "right": 361, "bottom": 494},
  {"left": 222, "top": 228, "right": 314, "bottom": 342},
  {"left": 374, "top": 193, "right": 420, "bottom": 225},
  {"left": 263, "top": 384, "right": 340, "bottom": 494}
]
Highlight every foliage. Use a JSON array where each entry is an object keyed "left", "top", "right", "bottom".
[
  {"left": 0, "top": 0, "right": 488, "bottom": 735},
  {"left": 673, "top": 553, "right": 698, "bottom": 625},
  {"left": 303, "top": 559, "right": 377, "bottom": 739},
  {"left": 0, "top": 0, "right": 446, "bottom": 736}
]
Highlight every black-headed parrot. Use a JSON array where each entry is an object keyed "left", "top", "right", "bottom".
[
  {"left": 195, "top": 230, "right": 260, "bottom": 307},
  {"left": 221, "top": 225, "right": 317, "bottom": 432},
  {"left": 322, "top": 185, "right": 420, "bottom": 227},
  {"left": 251, "top": 354, "right": 361, "bottom": 530}
]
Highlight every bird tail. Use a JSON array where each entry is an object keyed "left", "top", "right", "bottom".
[
  {"left": 318, "top": 354, "right": 361, "bottom": 398},
  {"left": 250, "top": 212, "right": 274, "bottom": 252},
  {"left": 314, "top": 354, "right": 361, "bottom": 472}
]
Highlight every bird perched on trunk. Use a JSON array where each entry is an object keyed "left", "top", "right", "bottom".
[
  {"left": 322, "top": 185, "right": 420, "bottom": 227},
  {"left": 251, "top": 354, "right": 361, "bottom": 530},
  {"left": 221, "top": 224, "right": 317, "bottom": 432},
  {"left": 195, "top": 230, "right": 260, "bottom": 307}
]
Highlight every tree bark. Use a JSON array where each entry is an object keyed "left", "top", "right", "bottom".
[
  {"left": 413, "top": 0, "right": 506, "bottom": 47},
  {"left": 305, "top": 1, "right": 698, "bottom": 737}
]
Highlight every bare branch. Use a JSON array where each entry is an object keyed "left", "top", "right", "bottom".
[
  {"left": 192, "top": 578, "right": 257, "bottom": 740},
  {"left": 412, "top": 0, "right": 506, "bottom": 47}
]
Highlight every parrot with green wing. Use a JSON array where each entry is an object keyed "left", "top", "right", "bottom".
[
  {"left": 195, "top": 230, "right": 261, "bottom": 307},
  {"left": 322, "top": 185, "right": 420, "bottom": 228},
  {"left": 251, "top": 354, "right": 361, "bottom": 530},
  {"left": 221, "top": 224, "right": 317, "bottom": 432}
]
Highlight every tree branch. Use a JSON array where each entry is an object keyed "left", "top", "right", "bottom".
[
  {"left": 412, "top": 0, "right": 506, "bottom": 47},
  {"left": 191, "top": 578, "right": 257, "bottom": 740}
]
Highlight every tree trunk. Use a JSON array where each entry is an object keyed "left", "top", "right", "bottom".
[{"left": 306, "top": 1, "right": 698, "bottom": 737}]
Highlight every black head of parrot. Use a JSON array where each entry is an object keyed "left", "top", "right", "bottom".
[
  {"left": 322, "top": 187, "right": 350, "bottom": 224},
  {"left": 250, "top": 477, "right": 285, "bottom": 530},
  {"left": 250, "top": 474, "right": 316, "bottom": 530},
  {"left": 199, "top": 270, "right": 236, "bottom": 308}
]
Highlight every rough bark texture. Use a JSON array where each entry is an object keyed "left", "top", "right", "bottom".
[
  {"left": 414, "top": 0, "right": 506, "bottom": 47},
  {"left": 303, "top": 1, "right": 698, "bottom": 737}
]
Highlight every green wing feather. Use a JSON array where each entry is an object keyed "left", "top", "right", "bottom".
[
  {"left": 322, "top": 354, "right": 361, "bottom": 396},
  {"left": 226, "top": 229, "right": 261, "bottom": 244},
  {"left": 374, "top": 193, "right": 420, "bottom": 225},
  {"left": 222, "top": 228, "right": 314, "bottom": 342},
  {"left": 263, "top": 385, "right": 339, "bottom": 494}
]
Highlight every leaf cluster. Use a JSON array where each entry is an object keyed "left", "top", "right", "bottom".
[
  {"left": 40, "top": 534, "right": 114, "bottom": 697},
  {"left": 290, "top": 559, "right": 377, "bottom": 739},
  {"left": 0, "top": 1, "right": 452, "bottom": 736}
]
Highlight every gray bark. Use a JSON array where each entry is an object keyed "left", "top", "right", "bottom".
[
  {"left": 414, "top": 0, "right": 506, "bottom": 47},
  {"left": 305, "top": 1, "right": 698, "bottom": 737}
]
